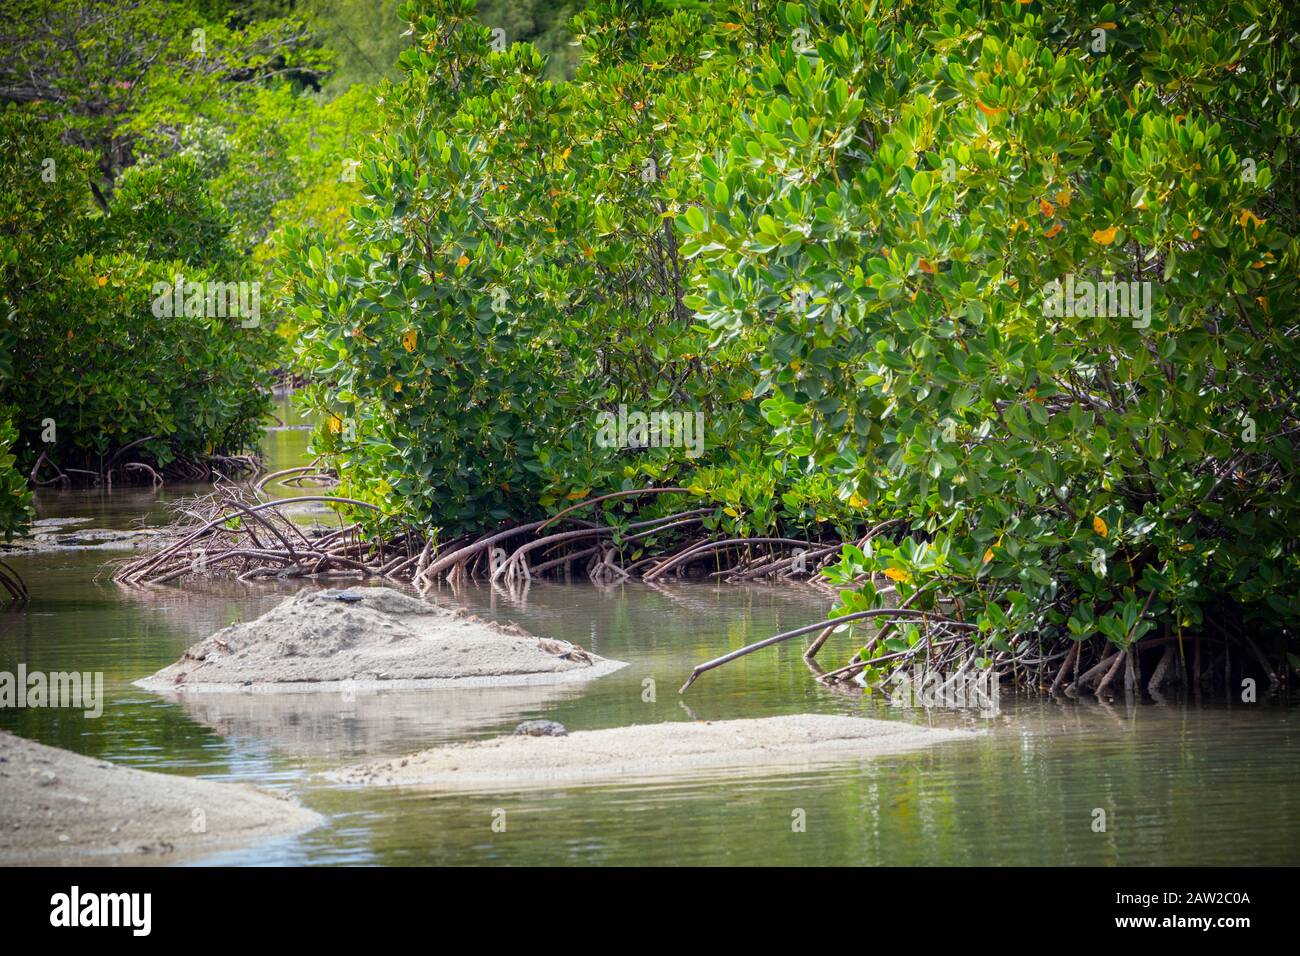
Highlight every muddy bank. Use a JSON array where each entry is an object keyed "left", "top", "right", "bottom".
[
  {"left": 136, "top": 586, "right": 626, "bottom": 692},
  {"left": 333, "top": 714, "right": 975, "bottom": 792},
  {"left": 0, "top": 731, "right": 320, "bottom": 864}
]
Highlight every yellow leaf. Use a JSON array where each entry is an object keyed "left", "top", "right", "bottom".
[
  {"left": 976, "top": 101, "right": 1003, "bottom": 117},
  {"left": 919, "top": 258, "right": 936, "bottom": 274},
  {"left": 457, "top": 254, "right": 471, "bottom": 268},
  {"left": 1178, "top": 543, "right": 1193, "bottom": 552},
  {"left": 328, "top": 415, "right": 342, "bottom": 434},
  {"left": 1055, "top": 186, "right": 1071, "bottom": 208},
  {"left": 566, "top": 488, "right": 590, "bottom": 501},
  {"left": 724, "top": 506, "right": 740, "bottom": 517},
  {"left": 983, "top": 548, "right": 994, "bottom": 564},
  {"left": 1043, "top": 222, "right": 1063, "bottom": 238},
  {"left": 1092, "top": 515, "right": 1108, "bottom": 537},
  {"left": 1095, "top": 21, "right": 1117, "bottom": 29},
  {"left": 401, "top": 329, "right": 418, "bottom": 352},
  {"left": 97, "top": 275, "right": 107, "bottom": 286},
  {"left": 1091, "top": 226, "right": 1119, "bottom": 245},
  {"left": 1238, "top": 209, "right": 1263, "bottom": 228},
  {"left": 848, "top": 493, "right": 868, "bottom": 509},
  {"left": 883, "top": 567, "right": 910, "bottom": 583},
  {"left": 1039, "top": 197, "right": 1055, "bottom": 217}
]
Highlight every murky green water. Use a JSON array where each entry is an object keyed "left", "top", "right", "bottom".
[{"left": 3, "top": 399, "right": 1299, "bottom": 865}]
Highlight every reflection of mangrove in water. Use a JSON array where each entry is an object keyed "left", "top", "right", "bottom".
[{"left": 109, "top": 574, "right": 313, "bottom": 646}]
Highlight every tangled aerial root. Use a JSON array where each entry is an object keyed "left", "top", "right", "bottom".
[
  {"left": 30, "top": 442, "right": 264, "bottom": 489},
  {"left": 111, "top": 484, "right": 1294, "bottom": 700},
  {"left": 114, "top": 484, "right": 848, "bottom": 592}
]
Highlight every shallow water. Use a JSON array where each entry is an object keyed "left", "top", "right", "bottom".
[{"left": 2, "top": 401, "right": 1298, "bottom": 866}]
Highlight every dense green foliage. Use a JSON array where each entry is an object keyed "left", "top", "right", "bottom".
[
  {"left": 292, "top": 0, "right": 1300, "bottom": 668},
  {"left": 684, "top": 0, "right": 1299, "bottom": 666},
  {"left": 0, "top": 416, "right": 32, "bottom": 541},
  {"left": 0, "top": 0, "right": 378, "bottom": 514},
  {"left": 288, "top": 0, "right": 759, "bottom": 531},
  {"left": 303, "top": 0, "right": 585, "bottom": 90},
  {"left": 0, "top": 104, "right": 275, "bottom": 479}
]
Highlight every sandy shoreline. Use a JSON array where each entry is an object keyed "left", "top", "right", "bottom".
[
  {"left": 136, "top": 587, "right": 626, "bottom": 692},
  {"left": 332, "top": 714, "right": 975, "bottom": 792},
  {"left": 0, "top": 731, "right": 321, "bottom": 864}
]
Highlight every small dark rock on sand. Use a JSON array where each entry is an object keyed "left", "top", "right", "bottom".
[{"left": 514, "top": 720, "right": 568, "bottom": 737}]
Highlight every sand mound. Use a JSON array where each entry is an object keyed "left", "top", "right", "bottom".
[
  {"left": 0, "top": 731, "right": 320, "bottom": 863},
  {"left": 333, "top": 714, "right": 975, "bottom": 792},
  {"left": 136, "top": 587, "right": 626, "bottom": 692}
]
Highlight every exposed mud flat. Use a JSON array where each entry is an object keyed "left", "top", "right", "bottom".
[
  {"left": 135, "top": 587, "right": 626, "bottom": 692},
  {"left": 0, "top": 731, "right": 320, "bottom": 864},
  {"left": 332, "top": 714, "right": 976, "bottom": 792}
]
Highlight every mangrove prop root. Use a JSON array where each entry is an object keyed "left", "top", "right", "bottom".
[
  {"left": 109, "top": 487, "right": 1289, "bottom": 695},
  {"left": 1148, "top": 643, "right": 1176, "bottom": 693},
  {"left": 1070, "top": 651, "right": 1121, "bottom": 695},
  {"left": 644, "top": 537, "right": 821, "bottom": 582},
  {"left": 678, "top": 608, "right": 978, "bottom": 693},
  {"left": 1049, "top": 642, "right": 1080, "bottom": 696},
  {"left": 420, "top": 521, "right": 550, "bottom": 583},
  {"left": 0, "top": 559, "right": 29, "bottom": 602},
  {"left": 1094, "top": 649, "right": 1128, "bottom": 699},
  {"left": 803, "top": 625, "right": 834, "bottom": 663}
]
